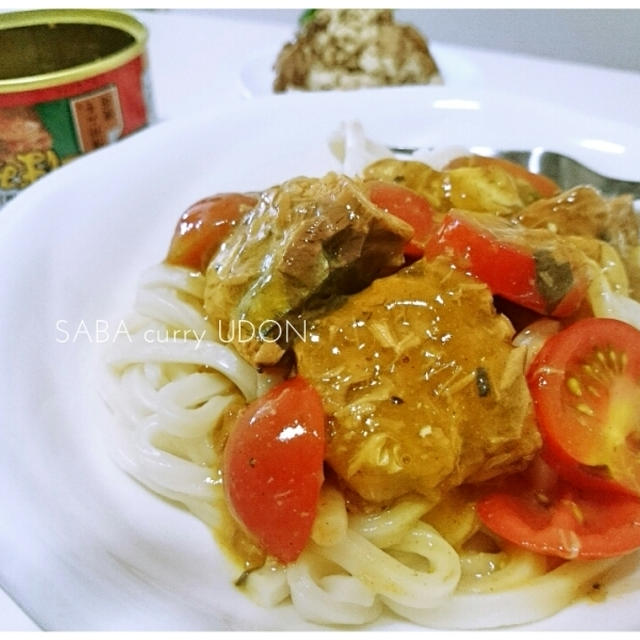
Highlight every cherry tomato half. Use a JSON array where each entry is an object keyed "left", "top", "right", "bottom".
[
  {"left": 166, "top": 193, "right": 257, "bottom": 271},
  {"left": 365, "top": 180, "right": 436, "bottom": 259},
  {"left": 222, "top": 377, "right": 325, "bottom": 563},
  {"left": 426, "top": 210, "right": 588, "bottom": 317},
  {"left": 477, "top": 460, "right": 640, "bottom": 560},
  {"left": 528, "top": 317, "right": 640, "bottom": 497}
]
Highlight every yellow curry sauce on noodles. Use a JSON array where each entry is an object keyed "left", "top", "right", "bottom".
[{"left": 103, "top": 144, "right": 640, "bottom": 628}]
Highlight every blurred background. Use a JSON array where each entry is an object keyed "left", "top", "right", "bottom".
[{"left": 209, "top": 8, "right": 640, "bottom": 73}]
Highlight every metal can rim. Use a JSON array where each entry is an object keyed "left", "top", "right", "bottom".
[{"left": 0, "top": 9, "right": 148, "bottom": 94}]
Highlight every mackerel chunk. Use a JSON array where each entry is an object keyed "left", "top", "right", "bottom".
[
  {"left": 204, "top": 173, "right": 413, "bottom": 366},
  {"left": 294, "top": 257, "right": 540, "bottom": 504}
]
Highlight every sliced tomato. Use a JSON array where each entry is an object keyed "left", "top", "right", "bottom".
[
  {"left": 446, "top": 154, "right": 560, "bottom": 198},
  {"left": 365, "top": 180, "right": 436, "bottom": 259},
  {"left": 477, "top": 458, "right": 640, "bottom": 559},
  {"left": 166, "top": 193, "right": 257, "bottom": 271},
  {"left": 527, "top": 317, "right": 640, "bottom": 497},
  {"left": 222, "top": 377, "right": 325, "bottom": 563},
  {"left": 426, "top": 210, "right": 589, "bottom": 317}
]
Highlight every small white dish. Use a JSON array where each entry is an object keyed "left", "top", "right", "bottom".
[{"left": 238, "top": 42, "right": 483, "bottom": 97}]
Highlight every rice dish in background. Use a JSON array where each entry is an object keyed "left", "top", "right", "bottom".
[{"left": 273, "top": 9, "right": 440, "bottom": 93}]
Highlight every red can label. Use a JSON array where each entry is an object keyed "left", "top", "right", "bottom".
[{"left": 0, "top": 53, "right": 152, "bottom": 206}]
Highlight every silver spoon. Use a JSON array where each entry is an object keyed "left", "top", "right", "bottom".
[{"left": 390, "top": 147, "right": 640, "bottom": 199}]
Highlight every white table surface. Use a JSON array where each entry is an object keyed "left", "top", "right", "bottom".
[{"left": 1, "top": 8, "right": 639, "bottom": 632}]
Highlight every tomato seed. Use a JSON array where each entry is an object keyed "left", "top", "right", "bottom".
[{"left": 566, "top": 377, "right": 582, "bottom": 396}]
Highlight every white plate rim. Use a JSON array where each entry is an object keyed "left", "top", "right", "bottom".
[{"left": 1, "top": 86, "right": 639, "bottom": 631}]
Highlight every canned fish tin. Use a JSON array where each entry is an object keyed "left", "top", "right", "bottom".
[{"left": 0, "top": 9, "right": 153, "bottom": 206}]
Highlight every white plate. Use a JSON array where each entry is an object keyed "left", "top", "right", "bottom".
[
  {"left": 1, "top": 87, "right": 639, "bottom": 631},
  {"left": 239, "top": 42, "right": 483, "bottom": 97}
]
